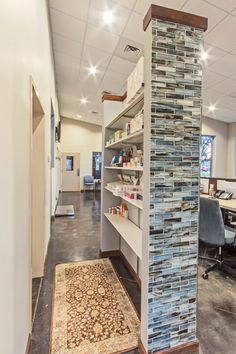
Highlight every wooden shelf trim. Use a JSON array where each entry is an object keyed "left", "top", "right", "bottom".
[
  {"left": 102, "top": 92, "right": 127, "bottom": 102},
  {"left": 100, "top": 249, "right": 141, "bottom": 287}
]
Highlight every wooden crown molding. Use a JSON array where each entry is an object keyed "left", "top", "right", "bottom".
[
  {"left": 102, "top": 92, "right": 127, "bottom": 102},
  {"left": 138, "top": 340, "right": 199, "bottom": 354},
  {"left": 143, "top": 5, "right": 208, "bottom": 32}
]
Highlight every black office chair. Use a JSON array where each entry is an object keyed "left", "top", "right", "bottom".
[{"left": 199, "top": 197, "right": 236, "bottom": 279}]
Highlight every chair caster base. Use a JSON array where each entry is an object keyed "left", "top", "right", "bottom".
[{"left": 202, "top": 273, "right": 209, "bottom": 280}]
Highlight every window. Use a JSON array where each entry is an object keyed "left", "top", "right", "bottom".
[
  {"left": 200, "top": 135, "right": 214, "bottom": 177},
  {"left": 66, "top": 156, "right": 74, "bottom": 171},
  {"left": 92, "top": 152, "right": 102, "bottom": 179}
]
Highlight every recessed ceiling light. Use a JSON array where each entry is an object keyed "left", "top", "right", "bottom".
[
  {"left": 103, "top": 10, "right": 114, "bottom": 24},
  {"left": 88, "top": 66, "right": 97, "bottom": 75},
  {"left": 81, "top": 98, "right": 87, "bottom": 104},
  {"left": 200, "top": 51, "right": 208, "bottom": 61},
  {"left": 208, "top": 104, "right": 216, "bottom": 112},
  {"left": 77, "top": 114, "right": 82, "bottom": 118}
]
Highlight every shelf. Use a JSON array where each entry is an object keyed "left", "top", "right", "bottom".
[
  {"left": 105, "top": 185, "right": 116, "bottom": 193},
  {"left": 104, "top": 213, "right": 142, "bottom": 259},
  {"left": 105, "top": 166, "right": 143, "bottom": 172},
  {"left": 105, "top": 186, "right": 143, "bottom": 210},
  {"left": 106, "top": 91, "right": 144, "bottom": 130},
  {"left": 121, "top": 195, "right": 143, "bottom": 210},
  {"left": 105, "top": 129, "right": 144, "bottom": 149}
]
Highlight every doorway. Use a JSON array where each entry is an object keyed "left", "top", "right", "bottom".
[
  {"left": 31, "top": 83, "right": 45, "bottom": 324},
  {"left": 92, "top": 152, "right": 102, "bottom": 179},
  {"left": 62, "top": 152, "right": 80, "bottom": 191}
]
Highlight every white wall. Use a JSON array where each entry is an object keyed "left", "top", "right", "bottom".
[
  {"left": 202, "top": 116, "right": 228, "bottom": 177},
  {"left": 61, "top": 118, "right": 102, "bottom": 189},
  {"left": 0, "top": 1, "right": 60, "bottom": 353}
]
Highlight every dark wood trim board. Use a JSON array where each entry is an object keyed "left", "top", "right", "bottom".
[
  {"left": 100, "top": 249, "right": 141, "bottom": 287},
  {"left": 25, "top": 334, "right": 31, "bottom": 354},
  {"left": 138, "top": 340, "right": 199, "bottom": 354},
  {"left": 143, "top": 4, "right": 208, "bottom": 32}
]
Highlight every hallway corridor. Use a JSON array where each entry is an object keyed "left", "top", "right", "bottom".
[
  {"left": 30, "top": 192, "right": 100, "bottom": 353},
  {"left": 30, "top": 192, "right": 140, "bottom": 354},
  {"left": 29, "top": 192, "right": 236, "bottom": 354}
]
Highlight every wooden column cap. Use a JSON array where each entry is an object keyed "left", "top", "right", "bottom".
[
  {"left": 102, "top": 92, "right": 127, "bottom": 102},
  {"left": 143, "top": 4, "right": 208, "bottom": 31}
]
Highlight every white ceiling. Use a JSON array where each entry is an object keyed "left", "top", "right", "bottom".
[{"left": 49, "top": 0, "right": 236, "bottom": 125}]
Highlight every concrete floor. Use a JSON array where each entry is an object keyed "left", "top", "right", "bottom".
[{"left": 30, "top": 191, "right": 236, "bottom": 354}]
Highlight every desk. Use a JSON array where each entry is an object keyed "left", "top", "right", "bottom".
[{"left": 201, "top": 194, "right": 236, "bottom": 213}]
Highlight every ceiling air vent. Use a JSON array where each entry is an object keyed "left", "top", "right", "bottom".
[
  {"left": 91, "top": 111, "right": 99, "bottom": 115},
  {"left": 124, "top": 44, "right": 140, "bottom": 56}
]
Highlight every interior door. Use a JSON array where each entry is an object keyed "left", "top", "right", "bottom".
[{"left": 62, "top": 152, "right": 80, "bottom": 191}]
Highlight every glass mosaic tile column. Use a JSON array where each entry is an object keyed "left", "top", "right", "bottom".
[{"left": 140, "top": 6, "right": 208, "bottom": 354}]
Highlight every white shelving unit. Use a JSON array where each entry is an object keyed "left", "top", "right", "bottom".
[
  {"left": 121, "top": 195, "right": 143, "bottom": 210},
  {"left": 102, "top": 91, "right": 144, "bottom": 279},
  {"left": 105, "top": 129, "right": 144, "bottom": 149},
  {"left": 105, "top": 166, "right": 143, "bottom": 172},
  {"left": 104, "top": 213, "right": 142, "bottom": 259},
  {"left": 106, "top": 91, "right": 144, "bottom": 130},
  {"left": 105, "top": 186, "right": 143, "bottom": 210}
]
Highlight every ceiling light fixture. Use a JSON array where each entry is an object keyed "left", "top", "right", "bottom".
[
  {"left": 208, "top": 104, "right": 216, "bottom": 112},
  {"left": 81, "top": 98, "right": 87, "bottom": 104},
  {"left": 200, "top": 51, "right": 208, "bottom": 61},
  {"left": 103, "top": 10, "right": 114, "bottom": 24},
  {"left": 88, "top": 66, "right": 97, "bottom": 75},
  {"left": 77, "top": 114, "right": 82, "bottom": 118}
]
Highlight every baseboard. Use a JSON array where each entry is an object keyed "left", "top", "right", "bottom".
[
  {"left": 25, "top": 334, "right": 31, "bottom": 354},
  {"left": 100, "top": 249, "right": 121, "bottom": 258},
  {"left": 138, "top": 340, "right": 199, "bottom": 354},
  {"left": 100, "top": 249, "right": 141, "bottom": 287},
  {"left": 81, "top": 189, "right": 101, "bottom": 193},
  {"left": 119, "top": 251, "right": 141, "bottom": 287},
  {"left": 138, "top": 340, "right": 146, "bottom": 354}
]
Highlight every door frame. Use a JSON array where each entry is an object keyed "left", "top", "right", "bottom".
[
  {"left": 50, "top": 99, "right": 55, "bottom": 217},
  {"left": 29, "top": 77, "right": 45, "bottom": 326}
]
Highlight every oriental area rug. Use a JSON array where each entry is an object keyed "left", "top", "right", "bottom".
[{"left": 50, "top": 258, "right": 140, "bottom": 354}]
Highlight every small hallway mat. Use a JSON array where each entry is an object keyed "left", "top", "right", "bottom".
[
  {"left": 50, "top": 258, "right": 140, "bottom": 354},
  {"left": 55, "top": 205, "right": 75, "bottom": 217}
]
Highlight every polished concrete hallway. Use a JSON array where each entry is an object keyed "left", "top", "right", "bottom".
[
  {"left": 29, "top": 192, "right": 236, "bottom": 354},
  {"left": 29, "top": 192, "right": 140, "bottom": 354}
]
